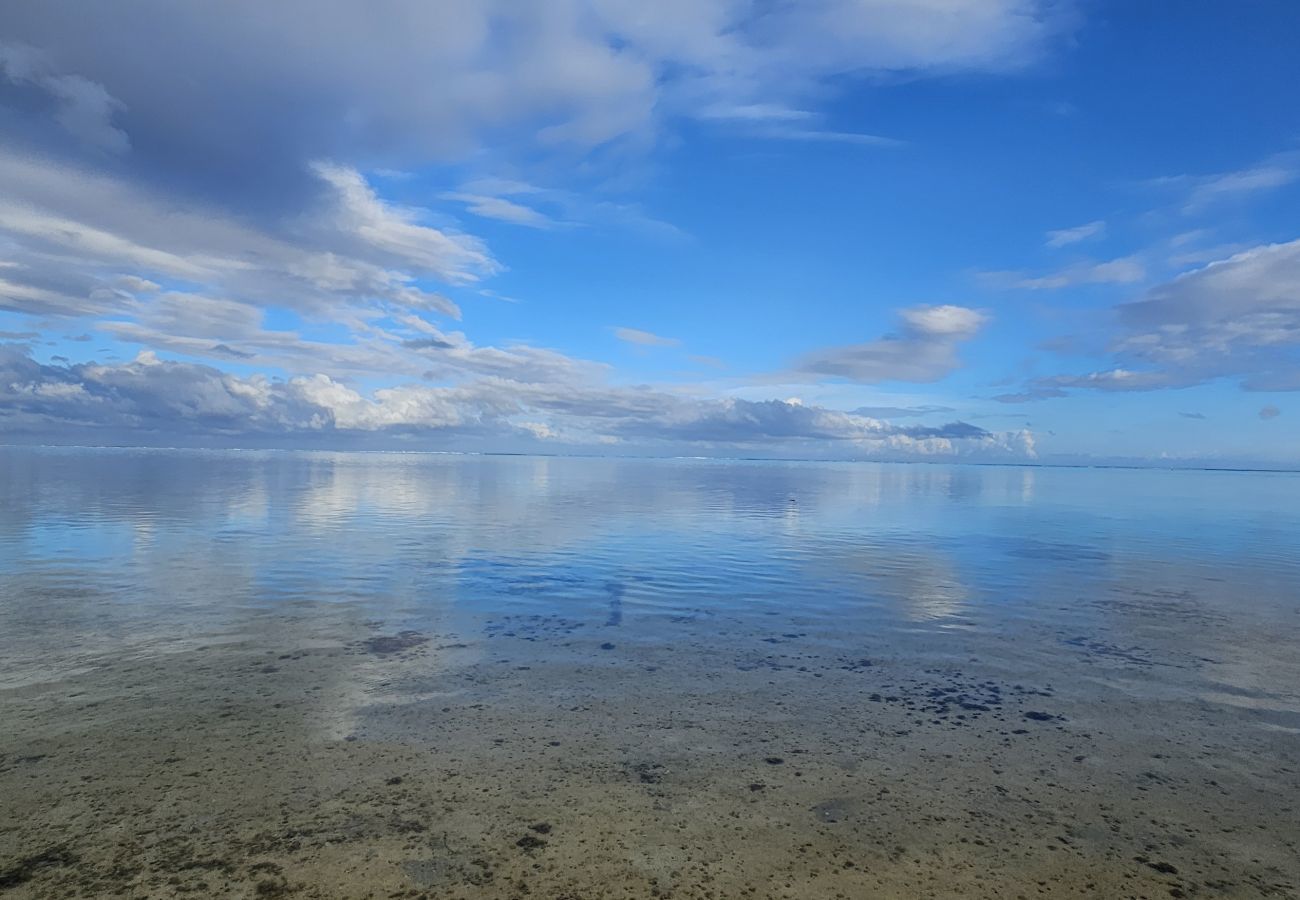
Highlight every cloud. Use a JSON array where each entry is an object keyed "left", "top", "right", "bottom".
[
  {"left": 1259, "top": 405, "right": 1281, "bottom": 420},
  {"left": 1, "top": 2, "right": 1072, "bottom": 210},
  {"left": 0, "top": 149, "right": 485, "bottom": 327},
  {"left": 0, "top": 43, "right": 129, "bottom": 153},
  {"left": 401, "top": 337, "right": 457, "bottom": 351},
  {"left": 853, "top": 404, "right": 956, "bottom": 418},
  {"left": 698, "top": 101, "right": 902, "bottom": 147},
  {"left": 624, "top": 397, "right": 999, "bottom": 449},
  {"left": 0, "top": 2, "right": 1070, "bottom": 453},
  {"left": 793, "top": 304, "right": 987, "bottom": 383},
  {"left": 1179, "top": 411, "right": 1206, "bottom": 420},
  {"left": 699, "top": 103, "right": 815, "bottom": 123},
  {"left": 746, "top": 127, "right": 904, "bottom": 147},
  {"left": 991, "top": 387, "right": 1064, "bottom": 404},
  {"left": 614, "top": 327, "right": 681, "bottom": 348},
  {"left": 1045, "top": 220, "right": 1105, "bottom": 248},
  {"left": 981, "top": 256, "right": 1145, "bottom": 290},
  {"left": 689, "top": 354, "right": 726, "bottom": 369},
  {"left": 0, "top": 342, "right": 1035, "bottom": 459},
  {"left": 452, "top": 177, "right": 683, "bottom": 238},
  {"left": 442, "top": 192, "right": 556, "bottom": 228},
  {"left": 1170, "top": 160, "right": 1299, "bottom": 213},
  {"left": 1112, "top": 239, "right": 1300, "bottom": 390},
  {"left": 308, "top": 162, "right": 497, "bottom": 286},
  {"left": 995, "top": 239, "right": 1300, "bottom": 400}
]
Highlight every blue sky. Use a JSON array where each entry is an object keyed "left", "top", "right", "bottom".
[{"left": 1, "top": 1, "right": 1298, "bottom": 465}]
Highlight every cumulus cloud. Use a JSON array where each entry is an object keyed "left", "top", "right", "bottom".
[
  {"left": 793, "top": 304, "right": 987, "bottom": 383},
  {"left": 0, "top": 343, "right": 1034, "bottom": 458}
]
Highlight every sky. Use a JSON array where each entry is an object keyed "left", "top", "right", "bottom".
[{"left": 1, "top": 1, "right": 1299, "bottom": 466}]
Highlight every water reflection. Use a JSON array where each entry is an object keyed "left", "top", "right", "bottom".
[{"left": 1, "top": 448, "right": 1298, "bottom": 712}]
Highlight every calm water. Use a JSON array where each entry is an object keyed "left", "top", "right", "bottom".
[{"left": 2, "top": 448, "right": 1298, "bottom": 898}]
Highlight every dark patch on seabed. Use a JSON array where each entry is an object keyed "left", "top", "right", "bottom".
[
  {"left": 359, "top": 630, "right": 429, "bottom": 655},
  {"left": 0, "top": 847, "right": 77, "bottom": 889}
]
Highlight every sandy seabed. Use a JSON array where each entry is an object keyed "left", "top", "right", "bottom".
[{"left": 2, "top": 604, "right": 1297, "bottom": 900}]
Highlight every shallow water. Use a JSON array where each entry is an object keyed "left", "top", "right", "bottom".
[{"left": 1, "top": 448, "right": 1297, "bottom": 898}]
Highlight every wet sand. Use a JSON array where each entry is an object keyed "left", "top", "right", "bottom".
[{"left": 3, "top": 603, "right": 1297, "bottom": 899}]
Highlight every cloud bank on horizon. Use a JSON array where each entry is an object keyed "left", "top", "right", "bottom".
[{"left": 0, "top": 1, "right": 1297, "bottom": 464}]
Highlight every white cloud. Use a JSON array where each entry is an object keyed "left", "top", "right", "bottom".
[
  {"left": 614, "top": 327, "right": 681, "bottom": 347},
  {"left": 794, "top": 304, "right": 988, "bottom": 383},
  {"left": 997, "top": 239, "right": 1300, "bottom": 399},
  {"left": 0, "top": 343, "right": 1035, "bottom": 459},
  {"left": 452, "top": 177, "right": 683, "bottom": 238},
  {"left": 1181, "top": 163, "right": 1297, "bottom": 212},
  {"left": 982, "top": 256, "right": 1145, "bottom": 290},
  {"left": 1116, "top": 240, "right": 1300, "bottom": 376},
  {"left": 442, "top": 192, "right": 556, "bottom": 229},
  {"left": 737, "top": 125, "right": 904, "bottom": 147},
  {"left": 699, "top": 103, "right": 815, "bottom": 122},
  {"left": 3, "top": 1, "right": 1072, "bottom": 192},
  {"left": 1045, "top": 220, "right": 1105, "bottom": 248},
  {"left": 0, "top": 150, "right": 485, "bottom": 327},
  {"left": 0, "top": 2, "right": 1072, "bottom": 452},
  {"left": 308, "top": 162, "right": 497, "bottom": 285},
  {"left": 898, "top": 304, "right": 986, "bottom": 337}
]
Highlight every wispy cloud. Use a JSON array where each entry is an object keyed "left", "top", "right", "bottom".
[
  {"left": 689, "top": 354, "right": 726, "bottom": 369},
  {"left": 441, "top": 192, "right": 556, "bottom": 229},
  {"left": 0, "top": 151, "right": 492, "bottom": 328},
  {"left": 452, "top": 178, "right": 683, "bottom": 239},
  {"left": 1045, "top": 220, "right": 1105, "bottom": 248},
  {"left": 853, "top": 404, "right": 956, "bottom": 419},
  {"left": 614, "top": 327, "right": 681, "bottom": 348},
  {"left": 1144, "top": 155, "right": 1299, "bottom": 213},
  {"left": 980, "top": 256, "right": 1145, "bottom": 290},
  {"left": 698, "top": 103, "right": 814, "bottom": 123},
  {"left": 751, "top": 127, "right": 904, "bottom": 148},
  {"left": 1181, "top": 163, "right": 1297, "bottom": 212}
]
